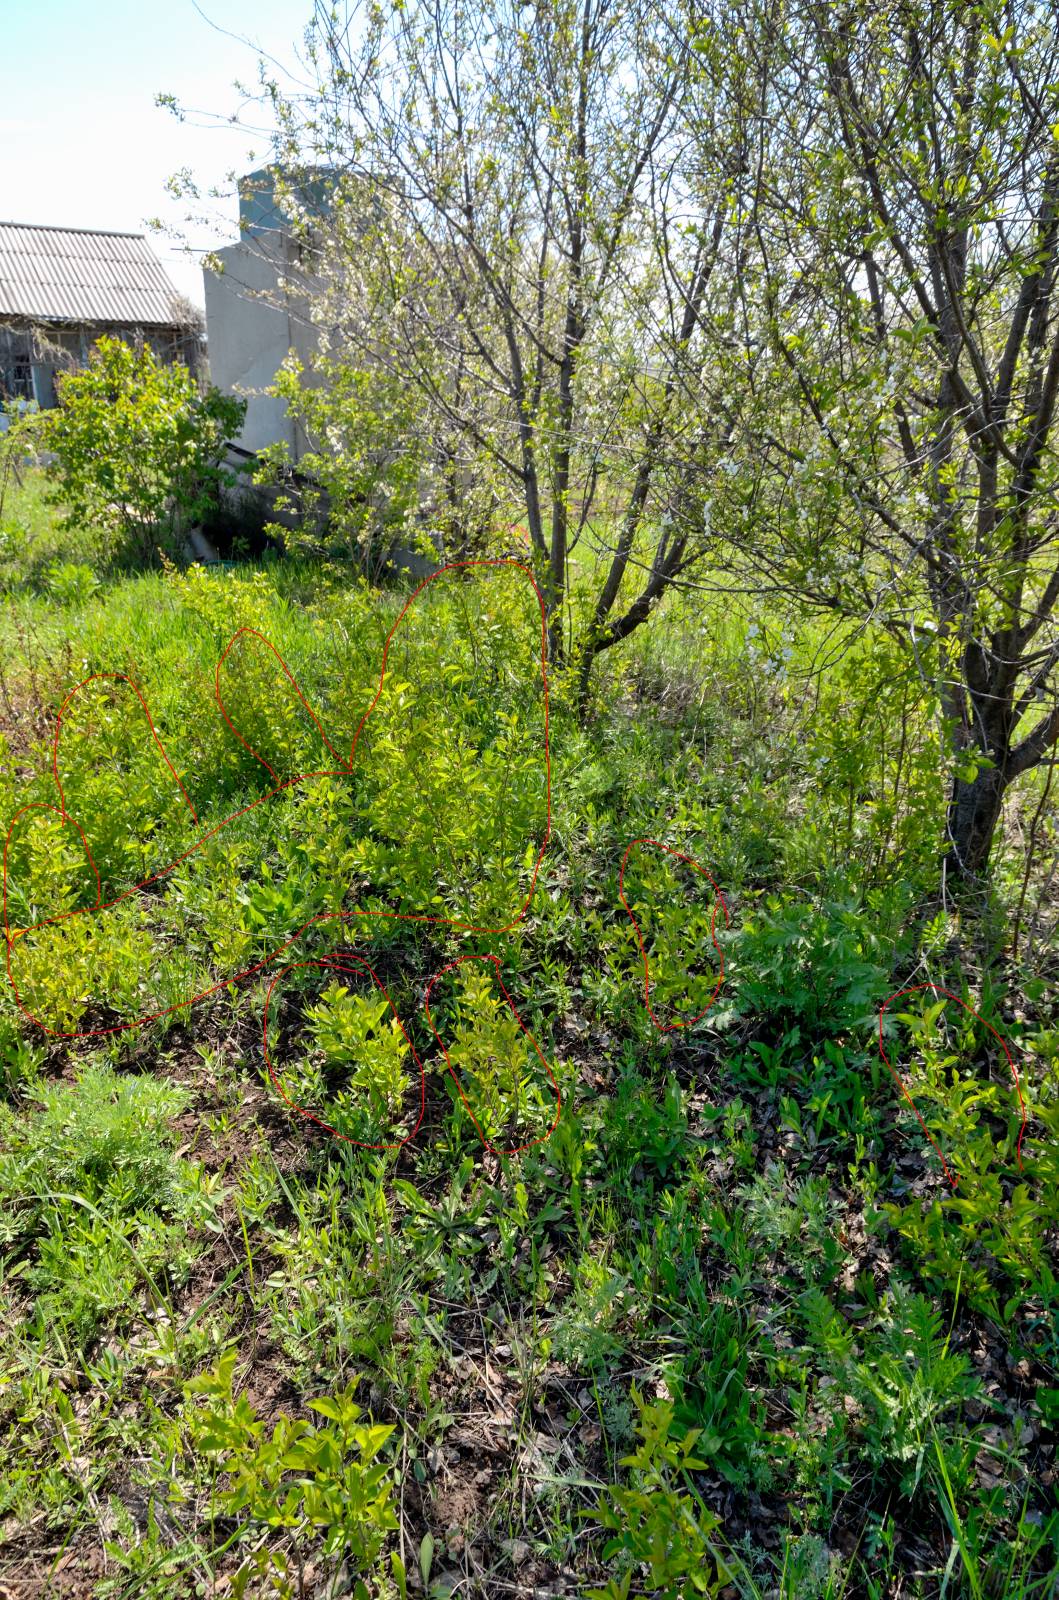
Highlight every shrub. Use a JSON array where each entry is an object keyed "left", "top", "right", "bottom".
[
  {"left": 262, "top": 350, "right": 500, "bottom": 568},
  {"left": 302, "top": 979, "right": 413, "bottom": 1145},
  {"left": 182, "top": 1353, "right": 400, "bottom": 1599},
  {"left": 440, "top": 961, "right": 558, "bottom": 1152},
  {"left": 261, "top": 353, "right": 427, "bottom": 568},
  {"left": 41, "top": 336, "right": 246, "bottom": 565}
]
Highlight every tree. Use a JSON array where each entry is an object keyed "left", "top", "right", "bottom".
[
  {"left": 249, "top": 0, "right": 753, "bottom": 703},
  {"left": 702, "top": 0, "right": 1059, "bottom": 881}
]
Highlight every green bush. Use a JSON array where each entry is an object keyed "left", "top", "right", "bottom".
[
  {"left": 261, "top": 353, "right": 429, "bottom": 568},
  {"left": 586, "top": 1386, "right": 731, "bottom": 1599},
  {"left": 41, "top": 558, "right": 100, "bottom": 606},
  {"left": 300, "top": 978, "right": 413, "bottom": 1145},
  {"left": 41, "top": 336, "right": 246, "bottom": 566},
  {"left": 263, "top": 349, "right": 501, "bottom": 567},
  {"left": 440, "top": 961, "right": 558, "bottom": 1152}
]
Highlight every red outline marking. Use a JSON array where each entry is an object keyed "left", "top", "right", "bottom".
[
  {"left": 216, "top": 628, "right": 347, "bottom": 782},
  {"left": 618, "top": 838, "right": 729, "bottom": 1032},
  {"left": 4, "top": 560, "right": 551, "bottom": 1043},
  {"left": 877, "top": 983, "right": 1029, "bottom": 1190},
  {"left": 262, "top": 954, "right": 425, "bottom": 1150},
  {"left": 423, "top": 953, "right": 562, "bottom": 1156},
  {"left": 12, "top": 565, "right": 1035, "bottom": 1179},
  {"left": 53, "top": 672, "right": 200, "bottom": 825}
]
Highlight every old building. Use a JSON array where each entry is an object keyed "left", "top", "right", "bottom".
[
  {"left": 0, "top": 221, "right": 201, "bottom": 412},
  {"left": 202, "top": 168, "right": 335, "bottom": 465}
]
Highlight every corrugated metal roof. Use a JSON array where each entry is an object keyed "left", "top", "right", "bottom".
[{"left": 0, "top": 222, "right": 184, "bottom": 326}]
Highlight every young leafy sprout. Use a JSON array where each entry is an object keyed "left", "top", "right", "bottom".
[
  {"left": 264, "top": 957, "right": 420, "bottom": 1149},
  {"left": 433, "top": 958, "right": 560, "bottom": 1156},
  {"left": 305, "top": 980, "right": 412, "bottom": 1146}
]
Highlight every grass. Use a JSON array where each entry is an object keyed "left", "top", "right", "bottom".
[{"left": 0, "top": 469, "right": 1057, "bottom": 1598}]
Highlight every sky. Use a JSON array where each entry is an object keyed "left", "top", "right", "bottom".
[{"left": 0, "top": 0, "right": 318, "bottom": 308}]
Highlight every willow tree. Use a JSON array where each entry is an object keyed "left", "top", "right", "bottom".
[{"left": 710, "top": 0, "right": 1059, "bottom": 881}]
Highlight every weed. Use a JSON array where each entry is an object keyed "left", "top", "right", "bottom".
[{"left": 181, "top": 1350, "right": 399, "bottom": 1599}]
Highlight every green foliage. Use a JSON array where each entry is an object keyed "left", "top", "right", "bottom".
[
  {"left": 0, "top": 1007, "right": 44, "bottom": 1102},
  {"left": 800, "top": 1285, "right": 985, "bottom": 1500},
  {"left": 0, "top": 1063, "right": 204, "bottom": 1342},
  {"left": 1, "top": 477, "right": 1056, "bottom": 1597},
  {"left": 586, "top": 1386, "right": 731, "bottom": 1600},
  {"left": 729, "top": 892, "right": 889, "bottom": 1037},
  {"left": 740, "top": 1171, "right": 845, "bottom": 1289},
  {"left": 0, "top": 1062, "right": 189, "bottom": 1211},
  {"left": 354, "top": 566, "right": 547, "bottom": 923},
  {"left": 442, "top": 962, "right": 556, "bottom": 1150},
  {"left": 8, "top": 902, "right": 161, "bottom": 1035},
  {"left": 41, "top": 558, "right": 100, "bottom": 606},
  {"left": 618, "top": 844, "right": 723, "bottom": 1025},
  {"left": 40, "top": 336, "right": 246, "bottom": 565},
  {"left": 601, "top": 1074, "right": 690, "bottom": 1187},
  {"left": 550, "top": 1253, "right": 632, "bottom": 1374},
  {"left": 880, "top": 1005, "right": 1059, "bottom": 1347},
  {"left": 4, "top": 805, "right": 98, "bottom": 927},
  {"left": 297, "top": 979, "right": 412, "bottom": 1144},
  {"left": 262, "top": 353, "right": 431, "bottom": 566},
  {"left": 0, "top": 404, "right": 47, "bottom": 539},
  {"left": 184, "top": 1351, "right": 398, "bottom": 1597}
]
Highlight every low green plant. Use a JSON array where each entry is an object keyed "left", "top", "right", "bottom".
[
  {"left": 0, "top": 1062, "right": 190, "bottom": 1215},
  {"left": 586, "top": 1385, "right": 732, "bottom": 1599},
  {"left": 0, "top": 1062, "right": 202, "bottom": 1342},
  {"left": 0, "top": 1009, "right": 44, "bottom": 1101},
  {"left": 618, "top": 846, "right": 723, "bottom": 1025},
  {"left": 8, "top": 903, "right": 161, "bottom": 1034},
  {"left": 729, "top": 893, "right": 888, "bottom": 1038},
  {"left": 881, "top": 1017, "right": 1059, "bottom": 1346},
  {"left": 800, "top": 1284, "right": 985, "bottom": 1500},
  {"left": 303, "top": 978, "right": 413, "bottom": 1143},
  {"left": 600, "top": 1074, "right": 689, "bottom": 1188},
  {"left": 41, "top": 558, "right": 100, "bottom": 606},
  {"left": 550, "top": 1252, "right": 632, "bottom": 1374},
  {"left": 442, "top": 963, "right": 556, "bottom": 1150},
  {"left": 739, "top": 1171, "right": 845, "bottom": 1290},
  {"left": 183, "top": 1350, "right": 401, "bottom": 1599}
]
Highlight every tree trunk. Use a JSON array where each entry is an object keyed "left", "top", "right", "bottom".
[
  {"left": 944, "top": 762, "right": 1007, "bottom": 880},
  {"left": 574, "top": 639, "right": 597, "bottom": 719}
]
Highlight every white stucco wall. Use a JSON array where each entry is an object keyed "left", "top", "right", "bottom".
[{"left": 203, "top": 234, "right": 320, "bottom": 463}]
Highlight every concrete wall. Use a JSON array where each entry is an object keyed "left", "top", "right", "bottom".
[{"left": 202, "top": 232, "right": 321, "bottom": 465}]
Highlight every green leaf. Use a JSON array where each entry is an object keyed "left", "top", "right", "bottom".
[
  {"left": 1035, "top": 1388, "right": 1059, "bottom": 1424},
  {"left": 419, "top": 1531, "right": 435, "bottom": 1586}
]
